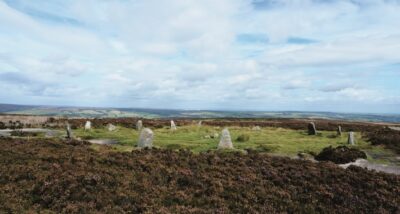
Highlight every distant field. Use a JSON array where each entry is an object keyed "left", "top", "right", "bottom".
[{"left": 1, "top": 103, "right": 400, "bottom": 122}]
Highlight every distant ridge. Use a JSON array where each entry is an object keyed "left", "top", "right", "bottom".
[{"left": 0, "top": 103, "right": 399, "bottom": 123}]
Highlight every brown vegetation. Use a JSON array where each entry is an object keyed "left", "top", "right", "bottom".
[
  {"left": 315, "top": 146, "right": 367, "bottom": 164},
  {"left": 0, "top": 138, "right": 399, "bottom": 213},
  {"left": 52, "top": 118, "right": 389, "bottom": 132},
  {"left": 366, "top": 127, "right": 400, "bottom": 154}
]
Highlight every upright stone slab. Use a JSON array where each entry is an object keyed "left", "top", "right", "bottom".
[
  {"left": 348, "top": 132, "right": 355, "bottom": 145},
  {"left": 171, "top": 120, "right": 177, "bottom": 131},
  {"left": 137, "top": 128, "right": 154, "bottom": 148},
  {"left": 136, "top": 120, "right": 143, "bottom": 131},
  {"left": 308, "top": 122, "right": 317, "bottom": 135},
  {"left": 218, "top": 128, "right": 233, "bottom": 149},
  {"left": 84, "top": 121, "right": 91, "bottom": 130},
  {"left": 107, "top": 123, "right": 116, "bottom": 132},
  {"left": 198, "top": 121, "right": 202, "bottom": 127},
  {"left": 337, "top": 125, "right": 342, "bottom": 136},
  {"left": 66, "top": 123, "right": 73, "bottom": 139}
]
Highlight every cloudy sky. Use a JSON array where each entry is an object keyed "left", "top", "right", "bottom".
[{"left": 0, "top": 0, "right": 399, "bottom": 113}]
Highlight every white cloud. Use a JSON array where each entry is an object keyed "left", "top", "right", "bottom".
[{"left": 0, "top": 0, "right": 399, "bottom": 113}]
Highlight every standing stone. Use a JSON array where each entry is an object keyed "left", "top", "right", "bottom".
[
  {"left": 252, "top": 126, "right": 261, "bottom": 131},
  {"left": 84, "top": 121, "right": 91, "bottom": 130},
  {"left": 136, "top": 120, "right": 143, "bottom": 131},
  {"left": 308, "top": 122, "right": 317, "bottom": 135},
  {"left": 171, "top": 120, "right": 177, "bottom": 131},
  {"left": 137, "top": 128, "right": 154, "bottom": 148},
  {"left": 198, "top": 121, "right": 202, "bottom": 127},
  {"left": 66, "top": 123, "right": 73, "bottom": 139},
  {"left": 218, "top": 128, "right": 233, "bottom": 149},
  {"left": 348, "top": 132, "right": 355, "bottom": 145},
  {"left": 337, "top": 125, "right": 342, "bottom": 136},
  {"left": 107, "top": 123, "right": 116, "bottom": 132}
]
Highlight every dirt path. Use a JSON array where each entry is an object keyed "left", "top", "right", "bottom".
[{"left": 339, "top": 159, "right": 400, "bottom": 175}]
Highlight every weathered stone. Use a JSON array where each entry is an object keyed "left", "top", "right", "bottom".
[
  {"left": 252, "top": 126, "right": 261, "bottom": 131},
  {"left": 348, "top": 132, "right": 355, "bottom": 145},
  {"left": 107, "top": 124, "right": 116, "bottom": 132},
  {"left": 137, "top": 128, "right": 154, "bottom": 148},
  {"left": 218, "top": 128, "right": 233, "bottom": 149},
  {"left": 136, "top": 120, "right": 143, "bottom": 131},
  {"left": 198, "top": 121, "right": 202, "bottom": 127},
  {"left": 337, "top": 125, "right": 342, "bottom": 136},
  {"left": 308, "top": 122, "right": 317, "bottom": 135},
  {"left": 204, "top": 135, "right": 211, "bottom": 139},
  {"left": 171, "top": 120, "right": 177, "bottom": 131},
  {"left": 66, "top": 123, "right": 73, "bottom": 139},
  {"left": 84, "top": 121, "right": 91, "bottom": 130}
]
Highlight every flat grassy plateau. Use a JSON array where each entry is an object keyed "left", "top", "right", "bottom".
[{"left": 72, "top": 125, "right": 398, "bottom": 165}]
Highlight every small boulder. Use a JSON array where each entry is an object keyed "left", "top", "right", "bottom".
[{"left": 107, "top": 124, "right": 116, "bottom": 132}]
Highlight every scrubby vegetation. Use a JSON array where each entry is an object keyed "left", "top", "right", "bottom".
[
  {"left": 236, "top": 133, "right": 250, "bottom": 142},
  {"left": 0, "top": 138, "right": 399, "bottom": 213},
  {"left": 47, "top": 117, "right": 389, "bottom": 132},
  {"left": 10, "top": 130, "right": 39, "bottom": 137},
  {"left": 366, "top": 127, "right": 400, "bottom": 154},
  {"left": 315, "top": 146, "right": 367, "bottom": 164}
]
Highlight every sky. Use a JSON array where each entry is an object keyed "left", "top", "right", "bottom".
[{"left": 0, "top": 0, "right": 399, "bottom": 113}]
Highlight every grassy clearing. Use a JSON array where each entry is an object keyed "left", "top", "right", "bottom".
[{"left": 71, "top": 125, "right": 396, "bottom": 163}]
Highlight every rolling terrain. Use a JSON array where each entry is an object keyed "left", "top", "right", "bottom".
[{"left": 1, "top": 103, "right": 400, "bottom": 123}]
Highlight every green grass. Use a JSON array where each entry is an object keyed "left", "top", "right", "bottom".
[
  {"left": 47, "top": 125, "right": 400, "bottom": 165},
  {"left": 72, "top": 125, "right": 373, "bottom": 155}
]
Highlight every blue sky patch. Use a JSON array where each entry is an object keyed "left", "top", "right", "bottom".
[
  {"left": 236, "top": 33, "right": 269, "bottom": 44},
  {"left": 287, "top": 37, "right": 317, "bottom": 44}
]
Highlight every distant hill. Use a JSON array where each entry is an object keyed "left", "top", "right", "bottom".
[{"left": 0, "top": 103, "right": 399, "bottom": 123}]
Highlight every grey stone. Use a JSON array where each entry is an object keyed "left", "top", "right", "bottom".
[
  {"left": 136, "top": 120, "right": 143, "bottom": 131},
  {"left": 337, "top": 125, "right": 342, "bottom": 136},
  {"left": 107, "top": 123, "right": 116, "bottom": 132},
  {"left": 348, "top": 132, "right": 355, "bottom": 145},
  {"left": 218, "top": 128, "right": 233, "bottom": 149},
  {"left": 171, "top": 120, "right": 177, "bottom": 131},
  {"left": 308, "top": 122, "right": 317, "bottom": 135},
  {"left": 137, "top": 128, "right": 154, "bottom": 148},
  {"left": 84, "top": 121, "right": 91, "bottom": 130},
  {"left": 252, "top": 126, "right": 261, "bottom": 131},
  {"left": 66, "top": 123, "right": 73, "bottom": 139},
  {"left": 198, "top": 121, "right": 202, "bottom": 127}
]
